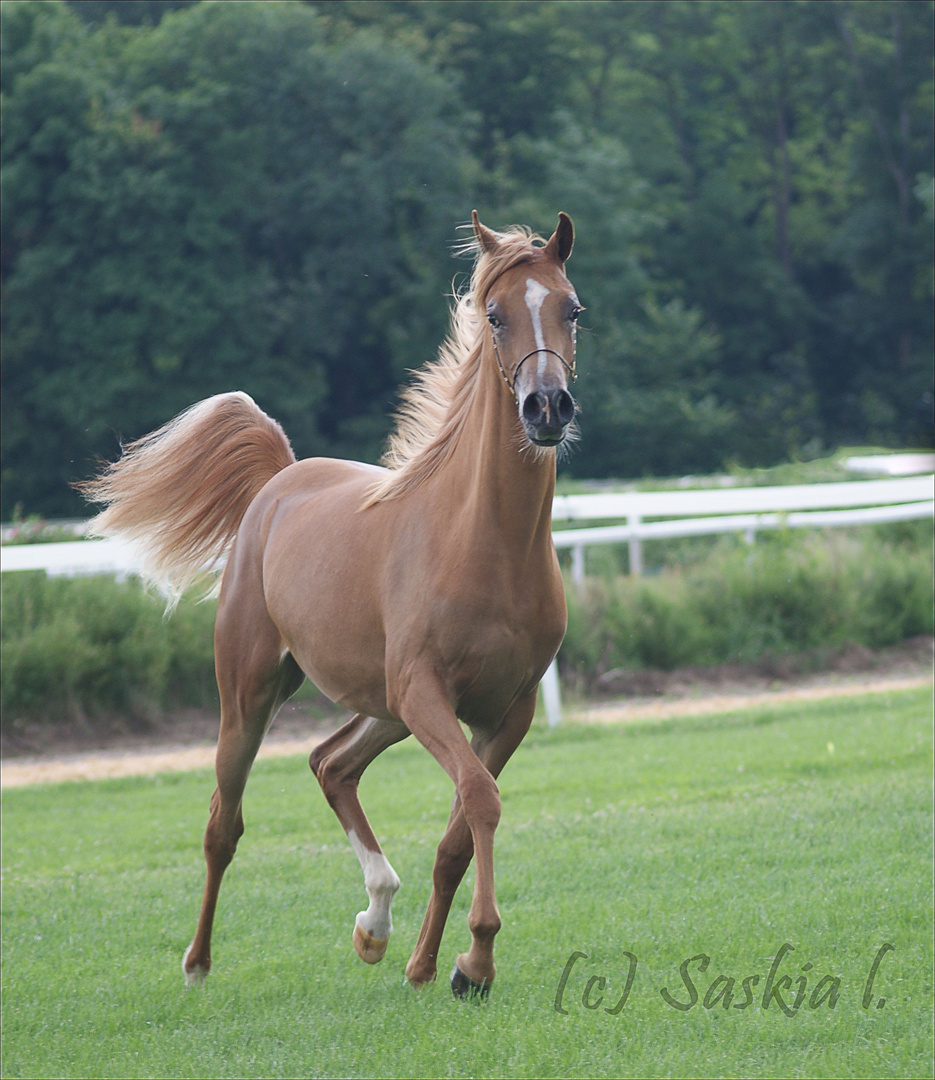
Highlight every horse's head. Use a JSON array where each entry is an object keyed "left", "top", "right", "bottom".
[{"left": 473, "top": 211, "right": 582, "bottom": 448}]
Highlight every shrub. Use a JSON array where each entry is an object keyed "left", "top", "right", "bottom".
[
  {"left": 0, "top": 573, "right": 217, "bottom": 725},
  {"left": 561, "top": 526, "right": 934, "bottom": 684}
]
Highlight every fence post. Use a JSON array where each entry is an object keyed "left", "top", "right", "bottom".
[
  {"left": 541, "top": 658, "right": 562, "bottom": 728},
  {"left": 571, "top": 544, "right": 585, "bottom": 584},
  {"left": 628, "top": 514, "right": 643, "bottom": 576}
]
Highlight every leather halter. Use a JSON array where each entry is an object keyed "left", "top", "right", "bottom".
[{"left": 492, "top": 342, "right": 577, "bottom": 402}]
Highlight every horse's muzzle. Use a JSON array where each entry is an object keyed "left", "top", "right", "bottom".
[{"left": 521, "top": 388, "right": 577, "bottom": 445}]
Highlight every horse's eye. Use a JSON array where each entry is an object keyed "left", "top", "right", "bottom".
[
  {"left": 569, "top": 306, "right": 583, "bottom": 323},
  {"left": 487, "top": 313, "right": 502, "bottom": 330}
]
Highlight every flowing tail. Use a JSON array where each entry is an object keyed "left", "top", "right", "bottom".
[{"left": 77, "top": 392, "right": 295, "bottom": 605}]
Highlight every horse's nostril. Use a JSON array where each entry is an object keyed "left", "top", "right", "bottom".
[
  {"left": 553, "top": 389, "right": 576, "bottom": 427},
  {"left": 523, "top": 392, "right": 546, "bottom": 424}
]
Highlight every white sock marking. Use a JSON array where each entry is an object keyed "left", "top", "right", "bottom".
[
  {"left": 182, "top": 942, "right": 207, "bottom": 987},
  {"left": 524, "top": 278, "right": 550, "bottom": 379},
  {"left": 348, "top": 830, "right": 400, "bottom": 940}
]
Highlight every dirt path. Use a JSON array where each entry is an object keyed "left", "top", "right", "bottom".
[
  {"left": 570, "top": 673, "right": 932, "bottom": 725},
  {"left": 2, "top": 670, "right": 930, "bottom": 789}
]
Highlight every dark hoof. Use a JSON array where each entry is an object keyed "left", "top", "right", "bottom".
[{"left": 450, "top": 963, "right": 490, "bottom": 1002}]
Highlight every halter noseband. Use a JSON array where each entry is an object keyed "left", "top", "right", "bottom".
[{"left": 492, "top": 343, "right": 577, "bottom": 402}]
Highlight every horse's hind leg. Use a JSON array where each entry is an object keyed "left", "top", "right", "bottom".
[
  {"left": 309, "top": 715, "right": 409, "bottom": 963},
  {"left": 183, "top": 602, "right": 304, "bottom": 986}
]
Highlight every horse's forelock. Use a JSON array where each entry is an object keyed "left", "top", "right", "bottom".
[
  {"left": 448, "top": 228, "right": 547, "bottom": 357},
  {"left": 469, "top": 228, "right": 547, "bottom": 306}
]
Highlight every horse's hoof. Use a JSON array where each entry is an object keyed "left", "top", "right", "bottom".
[
  {"left": 182, "top": 943, "right": 209, "bottom": 987},
  {"left": 404, "top": 958, "right": 437, "bottom": 988},
  {"left": 450, "top": 963, "right": 491, "bottom": 1002},
  {"left": 353, "top": 921, "right": 388, "bottom": 964}
]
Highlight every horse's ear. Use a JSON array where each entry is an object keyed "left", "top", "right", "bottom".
[
  {"left": 472, "top": 210, "right": 499, "bottom": 255},
  {"left": 544, "top": 212, "right": 574, "bottom": 264}
]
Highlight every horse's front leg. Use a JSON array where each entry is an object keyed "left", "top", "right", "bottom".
[
  {"left": 404, "top": 794, "right": 472, "bottom": 988},
  {"left": 400, "top": 686, "right": 537, "bottom": 997},
  {"left": 309, "top": 714, "right": 410, "bottom": 963}
]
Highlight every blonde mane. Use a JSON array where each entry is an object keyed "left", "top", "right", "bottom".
[{"left": 363, "top": 225, "right": 548, "bottom": 506}]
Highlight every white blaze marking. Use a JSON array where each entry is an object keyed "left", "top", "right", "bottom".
[
  {"left": 348, "top": 829, "right": 400, "bottom": 940},
  {"left": 524, "top": 278, "right": 550, "bottom": 379}
]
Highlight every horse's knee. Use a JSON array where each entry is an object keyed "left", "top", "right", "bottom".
[
  {"left": 204, "top": 833, "right": 236, "bottom": 870},
  {"left": 460, "top": 769, "right": 501, "bottom": 833}
]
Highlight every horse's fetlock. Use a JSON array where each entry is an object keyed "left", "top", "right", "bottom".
[
  {"left": 469, "top": 910, "right": 502, "bottom": 942},
  {"left": 366, "top": 868, "right": 400, "bottom": 900},
  {"left": 183, "top": 942, "right": 211, "bottom": 986}
]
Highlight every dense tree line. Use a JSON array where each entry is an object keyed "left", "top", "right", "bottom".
[{"left": 2, "top": 0, "right": 932, "bottom": 517}]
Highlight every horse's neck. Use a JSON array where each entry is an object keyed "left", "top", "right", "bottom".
[{"left": 440, "top": 346, "right": 557, "bottom": 551}]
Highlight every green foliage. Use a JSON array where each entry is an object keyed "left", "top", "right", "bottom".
[
  {"left": 2, "top": 0, "right": 933, "bottom": 516},
  {"left": 562, "top": 526, "right": 935, "bottom": 681},
  {"left": 2, "top": 0, "right": 471, "bottom": 515},
  {"left": 0, "top": 572, "right": 217, "bottom": 723},
  {"left": 1, "top": 687, "right": 932, "bottom": 1078}
]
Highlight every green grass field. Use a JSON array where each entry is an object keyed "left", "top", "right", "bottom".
[{"left": 2, "top": 685, "right": 933, "bottom": 1079}]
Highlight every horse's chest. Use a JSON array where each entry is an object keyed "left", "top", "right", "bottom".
[{"left": 428, "top": 585, "right": 565, "bottom": 717}]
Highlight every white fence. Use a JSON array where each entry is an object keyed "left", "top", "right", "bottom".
[
  {"left": 0, "top": 537, "right": 144, "bottom": 577},
  {"left": 542, "top": 473, "right": 934, "bottom": 724},
  {"left": 2, "top": 474, "right": 932, "bottom": 727},
  {"left": 552, "top": 474, "right": 935, "bottom": 580}
]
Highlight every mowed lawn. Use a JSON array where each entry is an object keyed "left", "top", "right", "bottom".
[{"left": 1, "top": 685, "right": 932, "bottom": 1080}]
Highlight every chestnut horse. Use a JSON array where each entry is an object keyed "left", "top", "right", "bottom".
[{"left": 80, "top": 212, "right": 582, "bottom": 999}]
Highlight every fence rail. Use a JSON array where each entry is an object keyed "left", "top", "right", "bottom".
[
  {"left": 552, "top": 475, "right": 934, "bottom": 579},
  {"left": 0, "top": 538, "right": 141, "bottom": 577},
  {"left": 551, "top": 474, "right": 932, "bottom": 520}
]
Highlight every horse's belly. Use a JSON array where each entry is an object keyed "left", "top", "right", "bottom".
[
  {"left": 292, "top": 646, "right": 393, "bottom": 720},
  {"left": 266, "top": 564, "right": 392, "bottom": 718}
]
